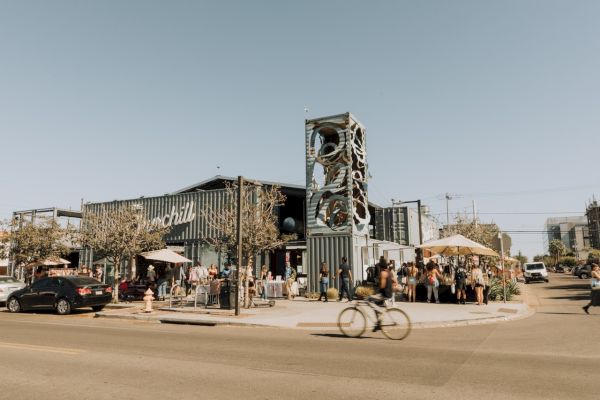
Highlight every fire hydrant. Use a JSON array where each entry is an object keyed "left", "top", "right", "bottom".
[{"left": 143, "top": 288, "right": 154, "bottom": 313}]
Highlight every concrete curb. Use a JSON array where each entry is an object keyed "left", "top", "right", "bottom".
[{"left": 96, "top": 303, "right": 535, "bottom": 330}]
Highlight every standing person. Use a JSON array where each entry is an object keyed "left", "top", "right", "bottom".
[
  {"left": 184, "top": 265, "right": 192, "bottom": 295},
  {"left": 406, "top": 262, "right": 418, "bottom": 303},
  {"left": 337, "top": 257, "right": 353, "bottom": 302},
  {"left": 259, "top": 265, "right": 269, "bottom": 300},
  {"left": 582, "top": 264, "right": 600, "bottom": 314},
  {"left": 284, "top": 262, "right": 295, "bottom": 300},
  {"left": 425, "top": 263, "right": 442, "bottom": 303},
  {"left": 455, "top": 263, "right": 468, "bottom": 304},
  {"left": 318, "top": 262, "right": 330, "bottom": 302},
  {"left": 471, "top": 264, "right": 485, "bottom": 305},
  {"left": 146, "top": 265, "right": 156, "bottom": 284},
  {"left": 156, "top": 266, "right": 169, "bottom": 301}
]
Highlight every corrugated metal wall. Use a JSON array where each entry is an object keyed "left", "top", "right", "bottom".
[
  {"left": 83, "top": 190, "right": 232, "bottom": 243},
  {"left": 306, "top": 235, "right": 353, "bottom": 293}
]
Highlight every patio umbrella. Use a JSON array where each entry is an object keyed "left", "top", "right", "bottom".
[
  {"left": 139, "top": 249, "right": 191, "bottom": 263},
  {"left": 26, "top": 257, "right": 72, "bottom": 269},
  {"left": 416, "top": 234, "right": 498, "bottom": 257}
]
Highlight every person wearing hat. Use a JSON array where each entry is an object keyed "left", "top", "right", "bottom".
[{"left": 146, "top": 265, "right": 156, "bottom": 283}]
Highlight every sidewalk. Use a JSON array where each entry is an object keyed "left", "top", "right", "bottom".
[{"left": 96, "top": 291, "right": 534, "bottom": 330}]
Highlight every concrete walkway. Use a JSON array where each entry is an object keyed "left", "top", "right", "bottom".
[{"left": 96, "top": 293, "right": 533, "bottom": 330}]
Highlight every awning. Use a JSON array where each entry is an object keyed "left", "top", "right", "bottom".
[{"left": 139, "top": 249, "right": 192, "bottom": 264}]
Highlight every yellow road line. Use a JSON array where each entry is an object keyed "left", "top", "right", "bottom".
[{"left": 0, "top": 341, "right": 84, "bottom": 355}]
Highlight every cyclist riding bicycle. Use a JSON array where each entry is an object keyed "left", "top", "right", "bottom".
[{"left": 371, "top": 261, "right": 393, "bottom": 331}]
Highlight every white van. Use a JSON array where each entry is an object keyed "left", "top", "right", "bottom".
[{"left": 522, "top": 262, "right": 549, "bottom": 284}]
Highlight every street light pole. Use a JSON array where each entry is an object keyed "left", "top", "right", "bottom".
[{"left": 499, "top": 232, "right": 506, "bottom": 304}]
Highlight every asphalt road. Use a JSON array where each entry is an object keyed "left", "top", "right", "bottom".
[{"left": 0, "top": 273, "right": 598, "bottom": 400}]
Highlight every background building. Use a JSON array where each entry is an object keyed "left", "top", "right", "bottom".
[
  {"left": 586, "top": 200, "right": 600, "bottom": 250},
  {"left": 545, "top": 216, "right": 590, "bottom": 257}
]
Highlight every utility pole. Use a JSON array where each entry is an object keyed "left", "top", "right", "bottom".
[
  {"left": 499, "top": 232, "right": 506, "bottom": 304},
  {"left": 472, "top": 200, "right": 477, "bottom": 227},
  {"left": 445, "top": 193, "right": 451, "bottom": 226},
  {"left": 235, "top": 176, "right": 244, "bottom": 316}
]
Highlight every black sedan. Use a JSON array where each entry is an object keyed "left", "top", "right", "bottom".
[{"left": 6, "top": 276, "right": 112, "bottom": 315}]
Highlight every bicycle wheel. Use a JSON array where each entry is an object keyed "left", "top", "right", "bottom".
[
  {"left": 338, "top": 306, "right": 367, "bottom": 338},
  {"left": 380, "top": 308, "right": 411, "bottom": 340}
]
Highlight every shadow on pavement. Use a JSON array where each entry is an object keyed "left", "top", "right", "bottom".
[
  {"left": 543, "top": 283, "right": 589, "bottom": 290},
  {"left": 310, "top": 333, "right": 385, "bottom": 340},
  {"left": 545, "top": 294, "right": 590, "bottom": 301}
]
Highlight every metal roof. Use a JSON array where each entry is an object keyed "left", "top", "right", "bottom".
[{"left": 173, "top": 175, "right": 306, "bottom": 194}]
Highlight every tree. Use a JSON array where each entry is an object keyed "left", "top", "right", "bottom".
[
  {"left": 548, "top": 239, "right": 566, "bottom": 266},
  {"left": 0, "top": 217, "right": 72, "bottom": 278},
  {"left": 79, "top": 206, "right": 169, "bottom": 302},
  {"left": 202, "top": 183, "right": 295, "bottom": 307},
  {"left": 533, "top": 255, "right": 544, "bottom": 262},
  {"left": 441, "top": 214, "right": 507, "bottom": 251},
  {"left": 587, "top": 249, "right": 600, "bottom": 265},
  {"left": 514, "top": 251, "right": 528, "bottom": 265}
]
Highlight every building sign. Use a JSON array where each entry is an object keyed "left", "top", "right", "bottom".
[{"left": 151, "top": 201, "right": 196, "bottom": 228}]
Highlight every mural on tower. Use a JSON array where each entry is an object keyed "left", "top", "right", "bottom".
[{"left": 305, "top": 113, "right": 370, "bottom": 235}]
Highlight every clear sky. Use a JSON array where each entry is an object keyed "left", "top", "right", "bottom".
[{"left": 1, "top": 0, "right": 599, "bottom": 259}]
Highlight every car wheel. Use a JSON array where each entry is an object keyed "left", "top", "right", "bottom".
[
  {"left": 91, "top": 305, "right": 105, "bottom": 312},
  {"left": 56, "top": 298, "right": 72, "bottom": 315},
  {"left": 7, "top": 298, "right": 21, "bottom": 313},
  {"left": 544, "top": 279, "right": 549, "bottom": 283},
  {"left": 525, "top": 279, "right": 529, "bottom": 284},
  {"left": 580, "top": 273, "right": 589, "bottom": 279}
]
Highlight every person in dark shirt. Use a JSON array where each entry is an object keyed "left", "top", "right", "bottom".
[{"left": 337, "top": 257, "right": 353, "bottom": 301}]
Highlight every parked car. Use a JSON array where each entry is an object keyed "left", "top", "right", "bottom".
[
  {"left": 553, "top": 265, "right": 566, "bottom": 273},
  {"left": 0, "top": 275, "right": 27, "bottom": 304},
  {"left": 6, "top": 276, "right": 112, "bottom": 315},
  {"left": 576, "top": 265, "right": 593, "bottom": 279},
  {"left": 572, "top": 265, "right": 583, "bottom": 276},
  {"left": 522, "top": 262, "right": 549, "bottom": 284}
]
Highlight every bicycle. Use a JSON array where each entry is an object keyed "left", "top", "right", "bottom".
[{"left": 337, "top": 296, "right": 412, "bottom": 340}]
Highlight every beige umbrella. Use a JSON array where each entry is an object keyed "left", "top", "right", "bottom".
[
  {"left": 139, "top": 249, "right": 191, "bottom": 263},
  {"left": 26, "top": 257, "right": 71, "bottom": 269},
  {"left": 416, "top": 234, "right": 499, "bottom": 257}
]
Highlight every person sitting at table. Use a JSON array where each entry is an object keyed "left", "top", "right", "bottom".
[
  {"left": 220, "top": 264, "right": 232, "bottom": 279},
  {"left": 208, "top": 264, "right": 218, "bottom": 280}
]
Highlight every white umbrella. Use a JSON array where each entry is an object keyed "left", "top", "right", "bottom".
[
  {"left": 416, "top": 234, "right": 498, "bottom": 257},
  {"left": 26, "top": 257, "right": 72, "bottom": 269},
  {"left": 139, "top": 249, "right": 191, "bottom": 263}
]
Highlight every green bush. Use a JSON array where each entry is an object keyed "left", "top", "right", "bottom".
[
  {"left": 488, "top": 278, "right": 520, "bottom": 301},
  {"left": 559, "top": 256, "right": 577, "bottom": 267}
]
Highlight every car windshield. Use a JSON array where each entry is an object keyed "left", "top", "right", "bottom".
[
  {"left": 66, "top": 277, "right": 102, "bottom": 286},
  {"left": 525, "top": 263, "right": 545, "bottom": 270},
  {"left": 0, "top": 276, "right": 19, "bottom": 283}
]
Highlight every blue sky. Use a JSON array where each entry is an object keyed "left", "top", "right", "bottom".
[{"left": 1, "top": 0, "right": 599, "bottom": 258}]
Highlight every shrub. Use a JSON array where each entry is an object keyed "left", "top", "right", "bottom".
[
  {"left": 559, "top": 256, "right": 577, "bottom": 267},
  {"left": 354, "top": 286, "right": 375, "bottom": 300},
  {"left": 488, "top": 278, "right": 520, "bottom": 301},
  {"left": 326, "top": 288, "right": 339, "bottom": 300}
]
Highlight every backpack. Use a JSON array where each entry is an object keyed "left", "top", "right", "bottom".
[
  {"left": 427, "top": 274, "right": 436, "bottom": 285},
  {"left": 456, "top": 269, "right": 466, "bottom": 281}
]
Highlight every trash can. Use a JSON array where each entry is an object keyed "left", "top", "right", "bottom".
[{"left": 219, "top": 280, "right": 236, "bottom": 309}]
